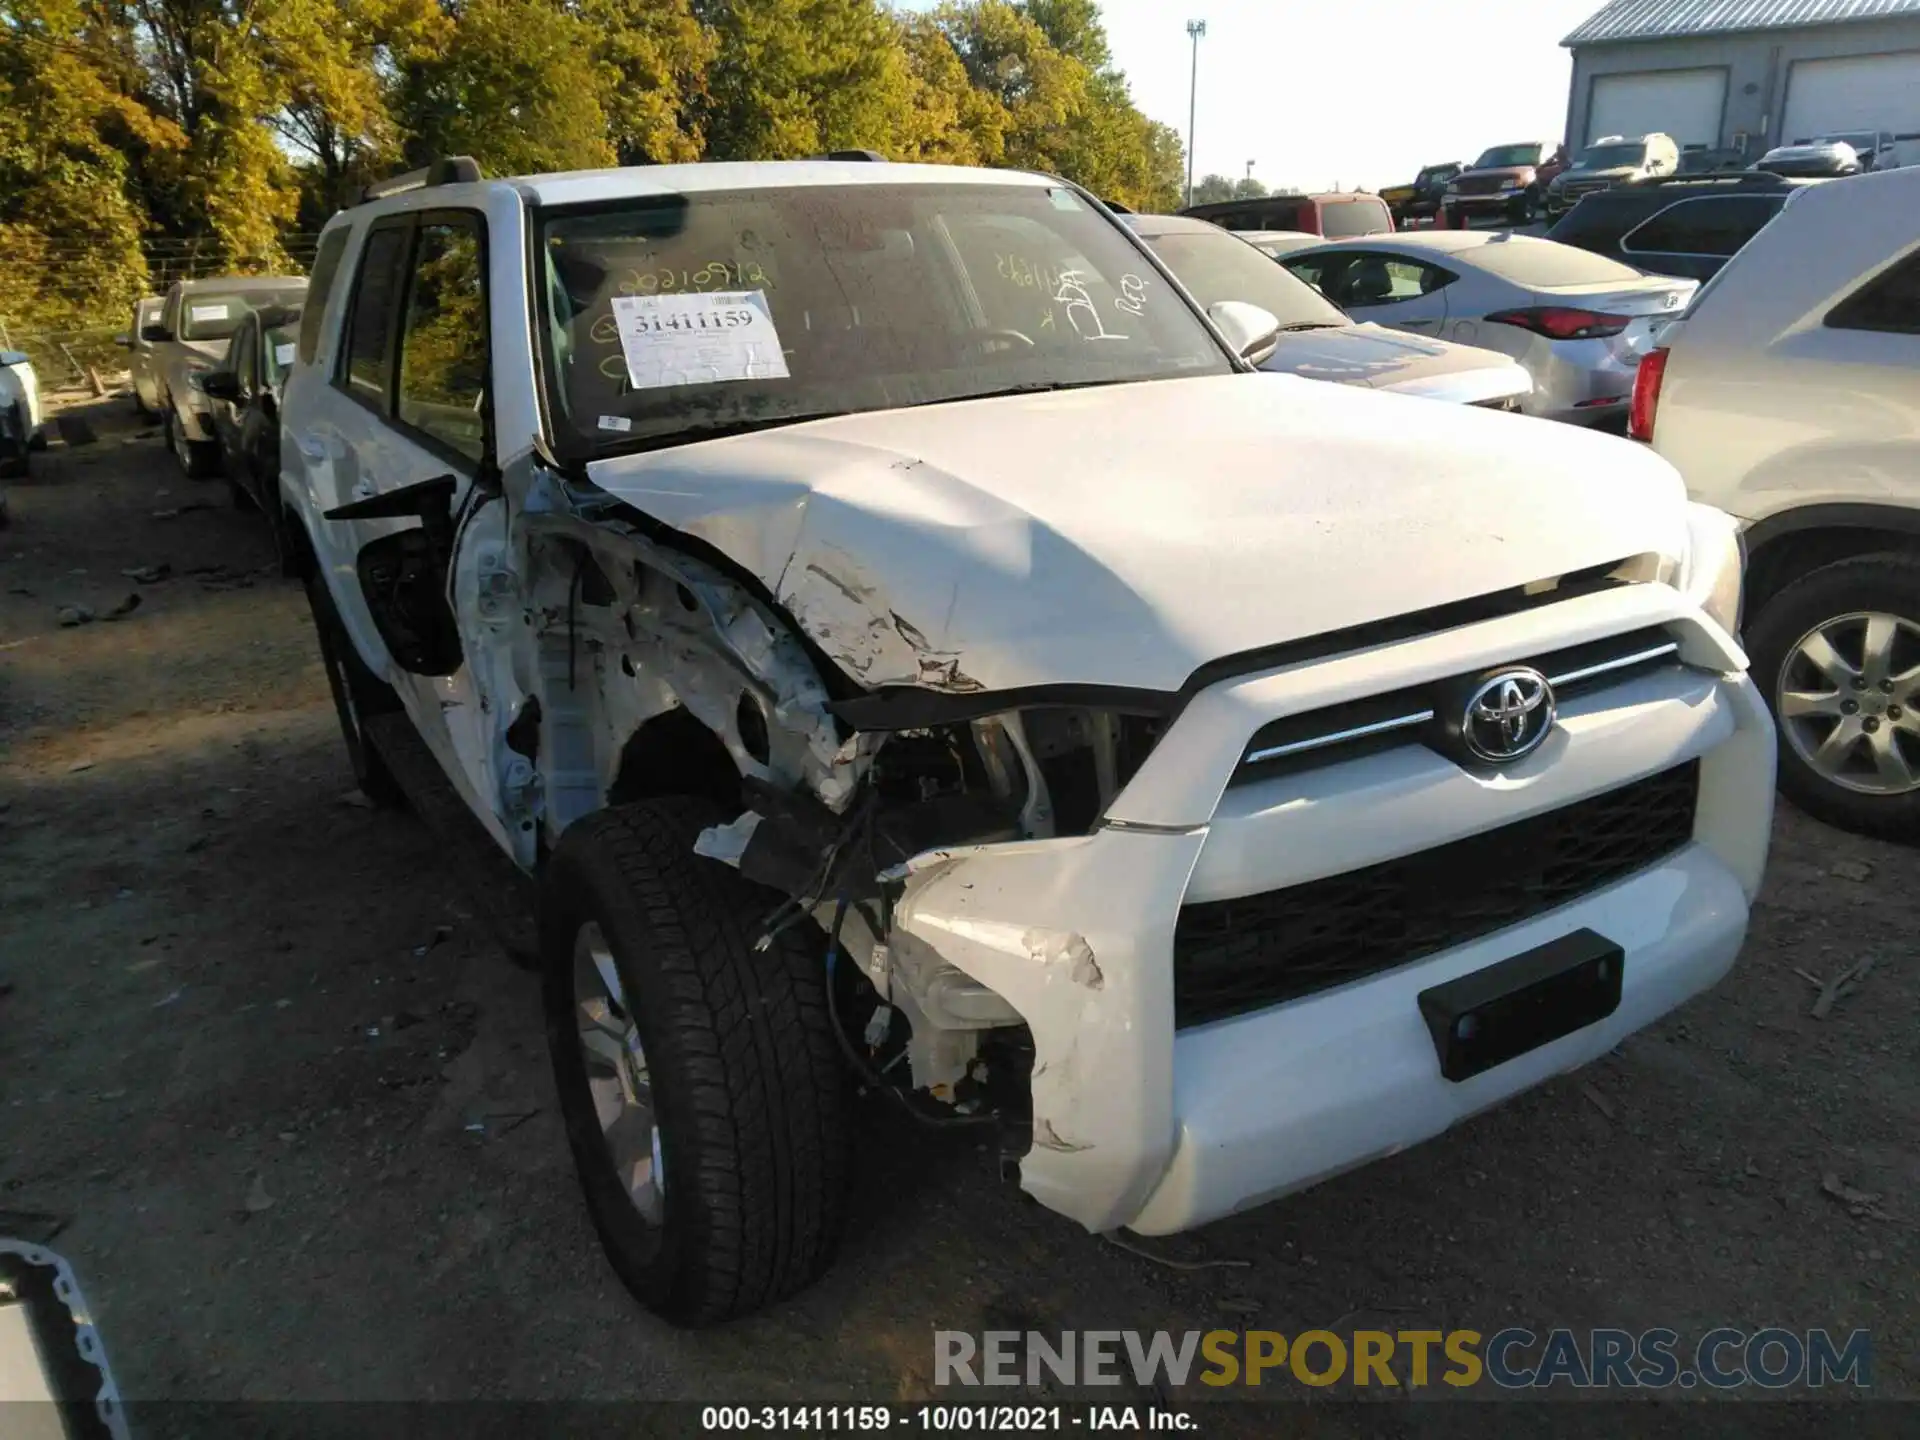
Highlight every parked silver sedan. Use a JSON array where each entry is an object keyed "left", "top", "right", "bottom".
[
  {"left": 1127, "top": 216, "right": 1532, "bottom": 409},
  {"left": 1264, "top": 231, "right": 1696, "bottom": 427}
]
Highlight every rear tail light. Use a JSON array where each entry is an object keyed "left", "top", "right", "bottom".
[
  {"left": 1485, "top": 307, "right": 1631, "bottom": 340},
  {"left": 1629, "top": 346, "right": 1669, "bottom": 442}
]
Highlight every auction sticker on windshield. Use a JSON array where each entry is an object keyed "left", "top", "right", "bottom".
[{"left": 611, "top": 290, "right": 790, "bottom": 390}]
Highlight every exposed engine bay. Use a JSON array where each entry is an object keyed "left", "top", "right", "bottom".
[{"left": 507, "top": 489, "right": 1168, "bottom": 1137}]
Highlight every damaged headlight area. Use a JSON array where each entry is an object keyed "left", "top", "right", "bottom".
[{"left": 700, "top": 702, "right": 1168, "bottom": 1134}]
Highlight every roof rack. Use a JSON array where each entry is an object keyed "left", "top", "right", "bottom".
[{"left": 361, "top": 156, "right": 484, "bottom": 204}]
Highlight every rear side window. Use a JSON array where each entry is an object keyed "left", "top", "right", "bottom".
[
  {"left": 298, "top": 228, "right": 352, "bottom": 365},
  {"left": 1827, "top": 250, "right": 1920, "bottom": 335},
  {"left": 396, "top": 217, "right": 490, "bottom": 462},
  {"left": 1621, "top": 196, "right": 1782, "bottom": 258},
  {"left": 1319, "top": 199, "right": 1391, "bottom": 240},
  {"left": 340, "top": 226, "right": 409, "bottom": 409}
]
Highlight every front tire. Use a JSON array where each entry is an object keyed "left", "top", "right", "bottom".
[
  {"left": 1748, "top": 553, "right": 1920, "bottom": 839},
  {"left": 303, "top": 569, "right": 406, "bottom": 808},
  {"left": 542, "top": 798, "right": 851, "bottom": 1326},
  {"left": 167, "top": 408, "right": 221, "bottom": 479}
]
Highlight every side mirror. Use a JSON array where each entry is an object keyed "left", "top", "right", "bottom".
[
  {"left": 1207, "top": 301, "right": 1282, "bottom": 366},
  {"left": 199, "top": 370, "right": 242, "bottom": 403},
  {"left": 141, "top": 324, "right": 172, "bottom": 343}
]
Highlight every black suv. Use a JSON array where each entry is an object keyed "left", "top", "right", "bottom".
[{"left": 1544, "top": 172, "right": 1814, "bottom": 281}]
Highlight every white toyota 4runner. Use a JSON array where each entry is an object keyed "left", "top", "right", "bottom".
[{"left": 282, "top": 156, "right": 1774, "bottom": 1324}]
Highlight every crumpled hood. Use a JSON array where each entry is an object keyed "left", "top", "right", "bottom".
[
  {"left": 1260, "top": 324, "right": 1528, "bottom": 403},
  {"left": 584, "top": 374, "right": 1689, "bottom": 696}
]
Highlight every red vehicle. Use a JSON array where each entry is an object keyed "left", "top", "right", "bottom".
[
  {"left": 1180, "top": 191, "right": 1395, "bottom": 239},
  {"left": 1441, "top": 142, "right": 1569, "bottom": 226}
]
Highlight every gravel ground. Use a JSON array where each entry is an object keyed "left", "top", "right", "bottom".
[{"left": 0, "top": 393, "right": 1913, "bottom": 1421}]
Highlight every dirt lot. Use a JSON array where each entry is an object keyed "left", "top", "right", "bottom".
[{"left": 1, "top": 393, "right": 1913, "bottom": 1417}]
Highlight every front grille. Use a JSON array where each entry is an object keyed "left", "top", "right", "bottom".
[
  {"left": 1229, "top": 624, "right": 1679, "bottom": 788},
  {"left": 1172, "top": 761, "right": 1699, "bottom": 1028},
  {"left": 1455, "top": 175, "right": 1510, "bottom": 195}
]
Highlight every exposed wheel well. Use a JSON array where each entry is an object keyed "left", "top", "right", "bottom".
[
  {"left": 607, "top": 705, "right": 741, "bottom": 812},
  {"left": 1747, "top": 525, "right": 1920, "bottom": 616}
]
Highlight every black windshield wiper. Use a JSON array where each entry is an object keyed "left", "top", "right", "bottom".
[
  {"left": 1276, "top": 321, "right": 1345, "bottom": 332},
  {"left": 900, "top": 378, "right": 1133, "bottom": 409}
]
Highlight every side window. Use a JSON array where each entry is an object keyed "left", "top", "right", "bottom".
[
  {"left": 1336, "top": 254, "right": 1447, "bottom": 306},
  {"left": 1827, "top": 251, "right": 1920, "bottom": 335},
  {"left": 298, "top": 227, "right": 353, "bottom": 365},
  {"left": 1622, "top": 196, "right": 1780, "bottom": 258},
  {"left": 340, "top": 226, "right": 410, "bottom": 409},
  {"left": 1284, "top": 253, "right": 1351, "bottom": 299},
  {"left": 396, "top": 217, "right": 490, "bottom": 463}
]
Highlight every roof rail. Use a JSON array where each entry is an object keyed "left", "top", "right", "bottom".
[
  {"left": 815, "top": 149, "right": 887, "bottom": 162},
  {"left": 361, "top": 156, "right": 484, "bottom": 204}
]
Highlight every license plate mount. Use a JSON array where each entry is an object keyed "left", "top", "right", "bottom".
[{"left": 1417, "top": 928, "right": 1624, "bottom": 1083}]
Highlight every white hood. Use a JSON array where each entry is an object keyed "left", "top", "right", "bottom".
[{"left": 584, "top": 373, "right": 1690, "bottom": 696}]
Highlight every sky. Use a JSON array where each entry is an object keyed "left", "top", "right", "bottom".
[{"left": 906, "top": 0, "right": 1606, "bottom": 193}]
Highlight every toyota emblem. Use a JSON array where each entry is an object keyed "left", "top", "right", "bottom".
[{"left": 1462, "top": 668, "right": 1555, "bottom": 763}]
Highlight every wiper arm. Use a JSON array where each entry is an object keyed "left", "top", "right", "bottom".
[
  {"left": 1276, "top": 321, "right": 1345, "bottom": 332},
  {"left": 901, "top": 378, "right": 1130, "bottom": 408}
]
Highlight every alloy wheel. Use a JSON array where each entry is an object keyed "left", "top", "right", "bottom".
[
  {"left": 1777, "top": 610, "right": 1920, "bottom": 796},
  {"left": 572, "top": 922, "right": 666, "bottom": 1226}
]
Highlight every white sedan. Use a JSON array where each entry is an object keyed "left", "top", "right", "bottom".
[{"left": 1263, "top": 231, "right": 1695, "bottom": 427}]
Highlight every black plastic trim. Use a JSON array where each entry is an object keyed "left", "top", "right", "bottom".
[
  {"left": 1743, "top": 503, "right": 1920, "bottom": 552},
  {"left": 830, "top": 564, "right": 1634, "bottom": 732}
]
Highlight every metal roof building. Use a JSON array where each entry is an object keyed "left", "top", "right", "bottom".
[{"left": 1561, "top": 0, "right": 1920, "bottom": 163}]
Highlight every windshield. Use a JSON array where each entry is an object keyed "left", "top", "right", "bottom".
[
  {"left": 1573, "top": 143, "right": 1647, "bottom": 170},
  {"left": 1416, "top": 166, "right": 1456, "bottom": 184},
  {"left": 1138, "top": 229, "right": 1348, "bottom": 329},
  {"left": 1472, "top": 144, "right": 1544, "bottom": 170},
  {"left": 180, "top": 289, "right": 305, "bottom": 342},
  {"left": 536, "top": 183, "right": 1232, "bottom": 456}
]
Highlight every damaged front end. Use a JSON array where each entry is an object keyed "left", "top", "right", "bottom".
[{"left": 509, "top": 472, "right": 1177, "bottom": 1192}]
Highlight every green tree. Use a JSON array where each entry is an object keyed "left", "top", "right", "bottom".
[
  {"left": 268, "top": 0, "right": 451, "bottom": 220},
  {"left": 693, "top": 0, "right": 911, "bottom": 160},
  {"left": 395, "top": 0, "right": 615, "bottom": 175},
  {"left": 577, "top": 0, "right": 713, "bottom": 165},
  {"left": 0, "top": 0, "right": 180, "bottom": 344}
]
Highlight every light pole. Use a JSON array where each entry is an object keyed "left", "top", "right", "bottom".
[{"left": 1185, "top": 20, "right": 1206, "bottom": 209}]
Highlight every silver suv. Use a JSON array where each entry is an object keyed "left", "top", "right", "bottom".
[{"left": 280, "top": 155, "right": 1771, "bottom": 1324}]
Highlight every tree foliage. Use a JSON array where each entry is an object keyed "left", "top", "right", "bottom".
[
  {"left": 0, "top": 0, "right": 1186, "bottom": 347},
  {"left": 1188, "top": 173, "right": 1269, "bottom": 206}
]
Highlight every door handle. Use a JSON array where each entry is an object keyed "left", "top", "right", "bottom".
[{"left": 351, "top": 479, "right": 376, "bottom": 501}]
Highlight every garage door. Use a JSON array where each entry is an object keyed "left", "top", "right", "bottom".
[
  {"left": 1587, "top": 69, "right": 1727, "bottom": 148},
  {"left": 1781, "top": 50, "right": 1920, "bottom": 148}
]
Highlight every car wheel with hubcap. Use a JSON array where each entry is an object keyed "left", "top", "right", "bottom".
[
  {"left": 303, "top": 569, "right": 406, "bottom": 808},
  {"left": 1748, "top": 553, "right": 1920, "bottom": 839},
  {"left": 541, "top": 796, "right": 851, "bottom": 1326}
]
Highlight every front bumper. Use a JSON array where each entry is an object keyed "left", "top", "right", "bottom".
[
  {"left": 1444, "top": 191, "right": 1525, "bottom": 214},
  {"left": 893, "top": 584, "right": 1774, "bottom": 1234}
]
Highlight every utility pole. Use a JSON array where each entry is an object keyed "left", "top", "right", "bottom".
[
  {"left": 1185, "top": 19, "right": 1206, "bottom": 209},
  {"left": 1245, "top": 160, "right": 1255, "bottom": 180}
]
